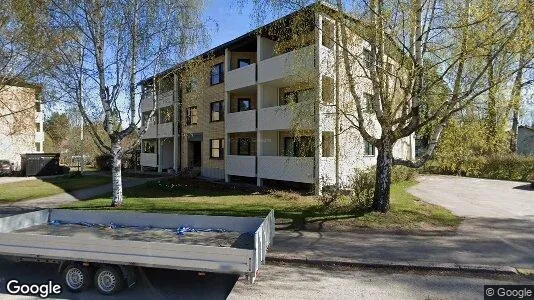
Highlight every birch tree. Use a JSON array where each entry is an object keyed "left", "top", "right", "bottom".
[
  {"left": 45, "top": 0, "right": 206, "bottom": 207},
  {"left": 250, "top": 0, "right": 531, "bottom": 212}
]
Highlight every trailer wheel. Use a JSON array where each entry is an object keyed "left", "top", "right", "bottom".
[
  {"left": 62, "top": 263, "right": 91, "bottom": 293},
  {"left": 94, "top": 265, "right": 124, "bottom": 295}
]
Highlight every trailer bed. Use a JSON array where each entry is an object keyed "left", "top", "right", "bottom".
[{"left": 0, "top": 209, "right": 275, "bottom": 282}]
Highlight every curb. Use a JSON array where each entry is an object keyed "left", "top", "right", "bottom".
[{"left": 267, "top": 254, "right": 519, "bottom": 275}]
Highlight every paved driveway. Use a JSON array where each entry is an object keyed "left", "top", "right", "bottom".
[{"left": 408, "top": 175, "right": 533, "bottom": 220}]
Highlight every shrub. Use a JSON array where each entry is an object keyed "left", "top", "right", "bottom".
[
  {"left": 423, "top": 154, "right": 534, "bottom": 181},
  {"left": 95, "top": 154, "right": 113, "bottom": 171},
  {"left": 391, "top": 166, "right": 418, "bottom": 183},
  {"left": 350, "top": 168, "right": 376, "bottom": 211}
]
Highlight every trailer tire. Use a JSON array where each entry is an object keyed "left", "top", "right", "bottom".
[
  {"left": 62, "top": 263, "right": 91, "bottom": 293},
  {"left": 94, "top": 265, "right": 124, "bottom": 295}
]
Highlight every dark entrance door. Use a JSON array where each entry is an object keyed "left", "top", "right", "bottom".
[{"left": 189, "top": 141, "right": 201, "bottom": 167}]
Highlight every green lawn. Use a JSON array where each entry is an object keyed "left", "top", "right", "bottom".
[
  {"left": 0, "top": 175, "right": 111, "bottom": 203},
  {"left": 64, "top": 177, "right": 461, "bottom": 232}
]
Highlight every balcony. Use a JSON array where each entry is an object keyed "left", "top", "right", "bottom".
[
  {"left": 257, "top": 156, "right": 314, "bottom": 183},
  {"left": 142, "top": 122, "right": 173, "bottom": 139},
  {"left": 258, "top": 102, "right": 314, "bottom": 131},
  {"left": 140, "top": 153, "right": 158, "bottom": 167},
  {"left": 226, "top": 155, "right": 256, "bottom": 177},
  {"left": 226, "top": 110, "right": 256, "bottom": 133},
  {"left": 140, "top": 90, "right": 174, "bottom": 112},
  {"left": 258, "top": 45, "right": 315, "bottom": 84},
  {"left": 225, "top": 63, "right": 256, "bottom": 92},
  {"left": 35, "top": 132, "right": 44, "bottom": 143}
]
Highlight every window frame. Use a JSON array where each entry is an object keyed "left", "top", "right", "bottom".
[
  {"left": 159, "top": 106, "right": 174, "bottom": 124},
  {"left": 210, "top": 62, "right": 225, "bottom": 85},
  {"left": 186, "top": 106, "right": 198, "bottom": 125},
  {"left": 237, "top": 138, "right": 252, "bottom": 156},
  {"left": 210, "top": 100, "right": 224, "bottom": 122},
  {"left": 237, "top": 98, "right": 252, "bottom": 112},
  {"left": 284, "top": 136, "right": 314, "bottom": 157},
  {"left": 364, "top": 140, "right": 375, "bottom": 156},
  {"left": 237, "top": 59, "right": 251, "bottom": 68},
  {"left": 210, "top": 138, "right": 224, "bottom": 159},
  {"left": 363, "top": 92, "right": 374, "bottom": 112}
]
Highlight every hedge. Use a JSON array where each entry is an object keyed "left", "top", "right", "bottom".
[{"left": 423, "top": 154, "right": 534, "bottom": 182}]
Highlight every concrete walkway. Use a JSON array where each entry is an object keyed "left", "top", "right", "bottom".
[{"left": 0, "top": 177, "right": 156, "bottom": 208}]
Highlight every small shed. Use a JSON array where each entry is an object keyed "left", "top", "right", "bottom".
[{"left": 20, "top": 153, "right": 62, "bottom": 176}]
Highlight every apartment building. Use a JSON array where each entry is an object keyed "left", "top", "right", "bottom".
[
  {"left": 0, "top": 80, "right": 44, "bottom": 171},
  {"left": 139, "top": 3, "right": 415, "bottom": 193}
]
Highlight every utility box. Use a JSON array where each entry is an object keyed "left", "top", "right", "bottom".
[{"left": 20, "top": 153, "right": 62, "bottom": 176}]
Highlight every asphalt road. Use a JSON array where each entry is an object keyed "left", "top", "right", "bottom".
[
  {"left": 1, "top": 258, "right": 533, "bottom": 300},
  {"left": 408, "top": 175, "right": 533, "bottom": 220}
]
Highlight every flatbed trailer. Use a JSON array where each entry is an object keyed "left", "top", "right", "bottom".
[{"left": 0, "top": 209, "right": 275, "bottom": 295}]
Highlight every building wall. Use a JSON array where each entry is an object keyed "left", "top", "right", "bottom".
[
  {"left": 517, "top": 127, "right": 534, "bottom": 156},
  {"left": 180, "top": 55, "right": 226, "bottom": 179},
  {"left": 0, "top": 85, "right": 42, "bottom": 171}
]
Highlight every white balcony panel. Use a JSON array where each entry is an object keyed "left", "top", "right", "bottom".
[
  {"left": 140, "top": 153, "right": 158, "bottom": 167},
  {"left": 318, "top": 45, "right": 335, "bottom": 76},
  {"left": 140, "top": 91, "right": 174, "bottom": 112},
  {"left": 35, "top": 132, "right": 44, "bottom": 143},
  {"left": 258, "top": 45, "right": 315, "bottom": 84},
  {"left": 225, "top": 64, "right": 256, "bottom": 91},
  {"left": 142, "top": 124, "right": 157, "bottom": 139},
  {"left": 158, "top": 122, "right": 174, "bottom": 138},
  {"left": 258, "top": 156, "right": 314, "bottom": 183},
  {"left": 226, "top": 155, "right": 256, "bottom": 177},
  {"left": 258, "top": 102, "right": 314, "bottom": 131},
  {"left": 35, "top": 112, "right": 44, "bottom": 123},
  {"left": 319, "top": 157, "right": 336, "bottom": 185},
  {"left": 226, "top": 110, "right": 256, "bottom": 133}
]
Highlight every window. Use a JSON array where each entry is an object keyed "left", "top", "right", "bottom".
[
  {"left": 185, "top": 78, "right": 198, "bottom": 93},
  {"left": 143, "top": 140, "right": 157, "bottom": 153},
  {"left": 159, "top": 106, "right": 174, "bottom": 123},
  {"left": 35, "top": 102, "right": 41, "bottom": 112},
  {"left": 322, "top": 132, "right": 334, "bottom": 157},
  {"left": 186, "top": 106, "right": 198, "bottom": 125},
  {"left": 237, "top": 59, "right": 251, "bottom": 68},
  {"left": 237, "top": 138, "right": 251, "bottom": 155},
  {"left": 322, "top": 76, "right": 334, "bottom": 104},
  {"left": 210, "top": 63, "right": 224, "bottom": 85},
  {"left": 35, "top": 142, "right": 41, "bottom": 152},
  {"left": 363, "top": 93, "right": 374, "bottom": 112},
  {"left": 35, "top": 123, "right": 41, "bottom": 132},
  {"left": 210, "top": 139, "right": 224, "bottom": 158},
  {"left": 238, "top": 98, "right": 251, "bottom": 112},
  {"left": 363, "top": 48, "right": 372, "bottom": 69},
  {"left": 364, "top": 140, "right": 375, "bottom": 156},
  {"left": 322, "top": 20, "right": 335, "bottom": 49},
  {"left": 210, "top": 100, "right": 224, "bottom": 122},
  {"left": 284, "top": 136, "right": 314, "bottom": 157}
]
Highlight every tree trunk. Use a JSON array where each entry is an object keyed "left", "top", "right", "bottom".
[
  {"left": 373, "top": 140, "right": 393, "bottom": 212},
  {"left": 111, "top": 144, "right": 123, "bottom": 207},
  {"left": 510, "top": 111, "right": 518, "bottom": 153}
]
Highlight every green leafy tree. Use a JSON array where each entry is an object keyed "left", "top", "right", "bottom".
[{"left": 44, "top": 112, "right": 70, "bottom": 148}]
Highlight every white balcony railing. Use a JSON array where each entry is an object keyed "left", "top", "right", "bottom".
[
  {"left": 257, "top": 156, "right": 314, "bottom": 183},
  {"left": 226, "top": 110, "right": 256, "bottom": 133},
  {"left": 157, "top": 122, "right": 173, "bottom": 138},
  {"left": 226, "top": 155, "right": 256, "bottom": 177},
  {"left": 35, "top": 132, "right": 44, "bottom": 143},
  {"left": 258, "top": 102, "right": 314, "bottom": 131},
  {"left": 140, "top": 153, "right": 158, "bottom": 167},
  {"left": 141, "top": 122, "right": 173, "bottom": 139},
  {"left": 140, "top": 90, "right": 174, "bottom": 112},
  {"left": 225, "top": 63, "right": 256, "bottom": 91},
  {"left": 258, "top": 44, "right": 315, "bottom": 84}
]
